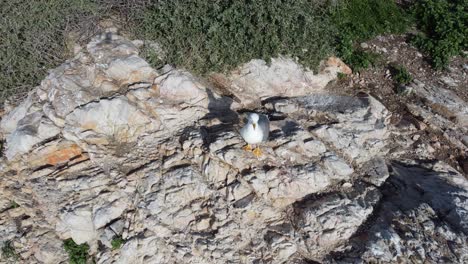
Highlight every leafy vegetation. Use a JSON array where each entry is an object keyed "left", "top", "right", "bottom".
[
  {"left": 63, "top": 239, "right": 89, "bottom": 264},
  {"left": 0, "top": 0, "right": 98, "bottom": 102},
  {"left": 9, "top": 201, "right": 20, "bottom": 209},
  {"left": 343, "top": 49, "right": 380, "bottom": 72},
  {"left": 111, "top": 236, "right": 125, "bottom": 250},
  {"left": 332, "top": 0, "right": 410, "bottom": 71},
  {"left": 390, "top": 64, "right": 413, "bottom": 85},
  {"left": 137, "top": 0, "right": 335, "bottom": 74},
  {"left": 337, "top": 72, "right": 348, "bottom": 80},
  {"left": 1, "top": 240, "right": 18, "bottom": 261},
  {"left": 0, "top": 0, "right": 466, "bottom": 104},
  {"left": 411, "top": 0, "right": 467, "bottom": 69}
]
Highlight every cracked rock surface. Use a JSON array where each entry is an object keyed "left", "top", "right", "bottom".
[{"left": 1, "top": 34, "right": 467, "bottom": 263}]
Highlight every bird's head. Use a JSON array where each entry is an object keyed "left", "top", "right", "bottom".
[{"left": 248, "top": 113, "right": 260, "bottom": 129}]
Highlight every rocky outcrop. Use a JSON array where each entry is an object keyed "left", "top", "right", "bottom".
[
  {"left": 1, "top": 34, "right": 467, "bottom": 263},
  {"left": 403, "top": 79, "right": 468, "bottom": 151},
  {"left": 210, "top": 56, "right": 351, "bottom": 107}
]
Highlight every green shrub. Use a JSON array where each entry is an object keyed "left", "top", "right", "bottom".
[
  {"left": 345, "top": 49, "right": 380, "bottom": 72},
  {"left": 63, "top": 239, "right": 89, "bottom": 264},
  {"left": 390, "top": 64, "right": 413, "bottom": 85},
  {"left": 412, "top": 0, "right": 467, "bottom": 69},
  {"left": 337, "top": 72, "right": 347, "bottom": 80},
  {"left": 332, "top": 0, "right": 409, "bottom": 71},
  {"left": 1, "top": 240, "right": 18, "bottom": 261},
  {"left": 332, "top": 0, "right": 409, "bottom": 41},
  {"left": 137, "top": 0, "right": 335, "bottom": 74},
  {"left": 2, "top": 0, "right": 463, "bottom": 105},
  {"left": 111, "top": 236, "right": 125, "bottom": 250},
  {"left": 0, "top": 0, "right": 98, "bottom": 103},
  {"left": 9, "top": 201, "right": 20, "bottom": 209}
]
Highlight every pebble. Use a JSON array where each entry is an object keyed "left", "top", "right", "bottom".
[
  {"left": 427, "top": 145, "right": 435, "bottom": 153},
  {"left": 416, "top": 122, "right": 427, "bottom": 130},
  {"left": 360, "top": 43, "right": 369, "bottom": 49},
  {"left": 413, "top": 135, "right": 421, "bottom": 141},
  {"left": 342, "top": 182, "right": 353, "bottom": 188}
]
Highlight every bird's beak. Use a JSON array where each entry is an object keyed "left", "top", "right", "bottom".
[{"left": 253, "top": 123, "right": 256, "bottom": 130}]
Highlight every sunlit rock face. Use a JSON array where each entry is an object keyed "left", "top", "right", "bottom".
[{"left": 1, "top": 33, "right": 467, "bottom": 264}]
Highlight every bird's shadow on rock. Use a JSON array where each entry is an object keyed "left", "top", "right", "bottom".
[
  {"left": 204, "top": 89, "right": 239, "bottom": 125},
  {"left": 268, "top": 120, "right": 301, "bottom": 141},
  {"left": 281, "top": 120, "right": 301, "bottom": 137},
  {"left": 200, "top": 89, "right": 240, "bottom": 147}
]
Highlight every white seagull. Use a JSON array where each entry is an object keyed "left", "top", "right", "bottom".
[{"left": 240, "top": 113, "right": 270, "bottom": 157}]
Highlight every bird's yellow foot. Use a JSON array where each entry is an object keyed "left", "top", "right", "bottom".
[
  {"left": 253, "top": 147, "right": 262, "bottom": 157},
  {"left": 243, "top": 144, "right": 253, "bottom": 151}
]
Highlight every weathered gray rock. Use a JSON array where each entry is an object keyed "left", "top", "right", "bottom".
[
  {"left": 0, "top": 93, "right": 35, "bottom": 134},
  {"left": 0, "top": 33, "right": 466, "bottom": 264},
  {"left": 211, "top": 56, "right": 352, "bottom": 107},
  {"left": 56, "top": 208, "right": 96, "bottom": 245},
  {"left": 404, "top": 81, "right": 468, "bottom": 151},
  {"left": 4, "top": 112, "right": 61, "bottom": 160},
  {"left": 265, "top": 94, "right": 390, "bottom": 164},
  {"left": 294, "top": 183, "right": 381, "bottom": 260},
  {"left": 361, "top": 157, "right": 389, "bottom": 187},
  {"left": 326, "top": 161, "right": 468, "bottom": 263}
]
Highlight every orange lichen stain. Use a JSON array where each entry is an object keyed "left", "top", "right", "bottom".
[
  {"left": 151, "top": 83, "right": 160, "bottom": 97},
  {"left": 326, "top": 56, "right": 352, "bottom": 75},
  {"left": 45, "top": 144, "right": 84, "bottom": 166}
]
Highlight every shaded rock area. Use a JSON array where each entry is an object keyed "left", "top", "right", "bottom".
[
  {"left": 0, "top": 34, "right": 467, "bottom": 263},
  {"left": 327, "top": 161, "right": 468, "bottom": 263}
]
